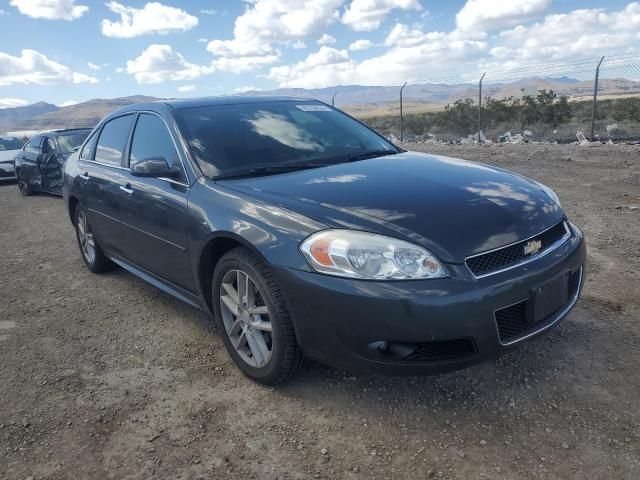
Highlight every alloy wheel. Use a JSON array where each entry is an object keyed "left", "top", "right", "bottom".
[
  {"left": 77, "top": 210, "right": 96, "bottom": 265},
  {"left": 219, "top": 269, "right": 273, "bottom": 368}
]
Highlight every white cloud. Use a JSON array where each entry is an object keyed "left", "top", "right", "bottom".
[
  {"left": 0, "top": 98, "right": 28, "bottom": 109},
  {"left": 126, "top": 44, "right": 214, "bottom": 84},
  {"left": 291, "top": 40, "right": 307, "bottom": 49},
  {"left": 101, "top": 1, "right": 198, "bottom": 38},
  {"left": 207, "top": 0, "right": 342, "bottom": 72},
  {"left": 317, "top": 33, "right": 336, "bottom": 45},
  {"left": 9, "top": 0, "right": 88, "bottom": 20},
  {"left": 456, "top": 0, "right": 550, "bottom": 32},
  {"left": 200, "top": 9, "right": 216, "bottom": 15},
  {"left": 178, "top": 84, "right": 196, "bottom": 92},
  {"left": 348, "top": 39, "right": 374, "bottom": 51},
  {"left": 233, "top": 86, "right": 263, "bottom": 94},
  {"left": 342, "top": 0, "right": 422, "bottom": 31},
  {"left": 0, "top": 49, "right": 99, "bottom": 86},
  {"left": 197, "top": 38, "right": 208, "bottom": 43},
  {"left": 59, "top": 100, "right": 79, "bottom": 107},
  {"left": 87, "top": 62, "right": 102, "bottom": 71},
  {"left": 490, "top": 3, "right": 640, "bottom": 63},
  {"left": 0, "top": 9, "right": 8, "bottom": 16}
]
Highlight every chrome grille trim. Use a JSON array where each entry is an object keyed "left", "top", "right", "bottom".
[{"left": 466, "top": 221, "right": 572, "bottom": 279}]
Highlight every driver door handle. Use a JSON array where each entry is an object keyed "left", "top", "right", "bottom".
[
  {"left": 120, "top": 184, "right": 134, "bottom": 195},
  {"left": 79, "top": 172, "right": 90, "bottom": 181}
]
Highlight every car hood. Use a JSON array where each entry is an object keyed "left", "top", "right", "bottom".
[
  {"left": 0, "top": 149, "right": 19, "bottom": 162},
  {"left": 220, "top": 151, "right": 564, "bottom": 263}
]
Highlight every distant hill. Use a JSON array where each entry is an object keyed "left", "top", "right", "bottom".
[
  {"left": 1, "top": 76, "right": 638, "bottom": 134},
  {"left": 0, "top": 102, "right": 59, "bottom": 131},
  {"left": 0, "top": 95, "right": 162, "bottom": 133}
]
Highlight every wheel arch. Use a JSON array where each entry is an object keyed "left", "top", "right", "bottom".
[
  {"left": 197, "top": 232, "right": 271, "bottom": 314},
  {"left": 67, "top": 195, "right": 80, "bottom": 225}
]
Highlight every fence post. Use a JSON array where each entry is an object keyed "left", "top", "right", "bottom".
[
  {"left": 477, "top": 72, "right": 486, "bottom": 143},
  {"left": 590, "top": 56, "right": 605, "bottom": 142},
  {"left": 331, "top": 92, "right": 337, "bottom": 107},
  {"left": 400, "top": 81, "right": 407, "bottom": 142}
]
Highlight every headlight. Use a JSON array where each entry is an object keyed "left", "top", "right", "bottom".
[
  {"left": 300, "top": 230, "right": 448, "bottom": 280},
  {"left": 536, "top": 181, "right": 561, "bottom": 207}
]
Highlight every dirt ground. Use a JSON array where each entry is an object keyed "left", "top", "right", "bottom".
[{"left": 1, "top": 143, "right": 639, "bottom": 480}]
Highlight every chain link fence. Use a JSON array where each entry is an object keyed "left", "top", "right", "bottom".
[{"left": 336, "top": 55, "right": 640, "bottom": 144}]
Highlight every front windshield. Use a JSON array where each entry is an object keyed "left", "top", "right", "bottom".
[
  {"left": 174, "top": 101, "right": 397, "bottom": 178},
  {"left": 56, "top": 132, "right": 89, "bottom": 154},
  {"left": 0, "top": 137, "right": 24, "bottom": 151}
]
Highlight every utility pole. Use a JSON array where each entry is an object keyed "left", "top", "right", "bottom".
[
  {"left": 477, "top": 72, "right": 486, "bottom": 143},
  {"left": 590, "top": 56, "right": 605, "bottom": 142},
  {"left": 400, "top": 82, "right": 407, "bottom": 142}
]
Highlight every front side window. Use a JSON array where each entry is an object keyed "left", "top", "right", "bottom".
[
  {"left": 95, "top": 115, "right": 134, "bottom": 166},
  {"left": 26, "top": 136, "right": 42, "bottom": 155},
  {"left": 174, "top": 101, "right": 397, "bottom": 179},
  {"left": 129, "top": 114, "right": 181, "bottom": 177},
  {"left": 80, "top": 130, "right": 98, "bottom": 159}
]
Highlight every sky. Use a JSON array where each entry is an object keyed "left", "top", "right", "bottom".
[{"left": 0, "top": 0, "right": 638, "bottom": 108}]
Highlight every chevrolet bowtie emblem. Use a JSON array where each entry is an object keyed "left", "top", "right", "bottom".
[{"left": 524, "top": 239, "right": 542, "bottom": 256}]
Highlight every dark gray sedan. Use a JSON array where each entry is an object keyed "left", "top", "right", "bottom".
[{"left": 63, "top": 97, "right": 585, "bottom": 385}]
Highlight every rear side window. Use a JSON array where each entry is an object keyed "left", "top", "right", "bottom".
[
  {"left": 95, "top": 115, "right": 134, "bottom": 166},
  {"left": 80, "top": 130, "right": 98, "bottom": 159},
  {"left": 129, "top": 114, "right": 181, "bottom": 176}
]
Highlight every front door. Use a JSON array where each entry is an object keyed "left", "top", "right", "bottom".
[
  {"left": 40, "top": 138, "right": 64, "bottom": 192},
  {"left": 116, "top": 113, "right": 194, "bottom": 292}
]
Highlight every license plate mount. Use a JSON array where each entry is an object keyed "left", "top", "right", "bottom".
[{"left": 527, "top": 272, "right": 570, "bottom": 324}]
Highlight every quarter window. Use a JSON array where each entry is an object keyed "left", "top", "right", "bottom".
[
  {"left": 129, "top": 114, "right": 181, "bottom": 177},
  {"left": 25, "top": 136, "right": 42, "bottom": 154},
  {"left": 95, "top": 115, "right": 134, "bottom": 166},
  {"left": 80, "top": 130, "right": 98, "bottom": 159}
]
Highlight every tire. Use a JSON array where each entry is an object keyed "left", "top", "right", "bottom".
[
  {"left": 212, "top": 247, "right": 305, "bottom": 385},
  {"left": 74, "top": 203, "right": 115, "bottom": 273},
  {"left": 17, "top": 174, "right": 33, "bottom": 196}
]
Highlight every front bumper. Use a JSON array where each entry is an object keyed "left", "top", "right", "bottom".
[{"left": 274, "top": 225, "right": 586, "bottom": 375}]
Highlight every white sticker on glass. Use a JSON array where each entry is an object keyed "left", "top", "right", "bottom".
[{"left": 296, "top": 105, "right": 332, "bottom": 112}]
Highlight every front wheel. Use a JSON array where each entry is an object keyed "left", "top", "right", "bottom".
[
  {"left": 74, "top": 204, "right": 114, "bottom": 273},
  {"left": 212, "top": 247, "right": 305, "bottom": 385},
  {"left": 17, "top": 175, "right": 33, "bottom": 196}
]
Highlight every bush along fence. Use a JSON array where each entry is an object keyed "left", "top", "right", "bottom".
[{"left": 337, "top": 55, "right": 640, "bottom": 144}]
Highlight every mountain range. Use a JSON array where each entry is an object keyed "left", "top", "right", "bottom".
[{"left": 1, "top": 77, "right": 638, "bottom": 133}]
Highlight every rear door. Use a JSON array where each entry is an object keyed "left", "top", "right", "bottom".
[
  {"left": 117, "top": 112, "right": 194, "bottom": 291},
  {"left": 40, "top": 137, "right": 63, "bottom": 191},
  {"left": 78, "top": 114, "right": 135, "bottom": 254}
]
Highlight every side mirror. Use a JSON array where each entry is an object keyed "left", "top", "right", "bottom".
[{"left": 130, "top": 156, "right": 181, "bottom": 178}]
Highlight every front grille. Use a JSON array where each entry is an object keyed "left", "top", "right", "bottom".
[
  {"left": 466, "top": 221, "right": 570, "bottom": 277},
  {"left": 403, "top": 338, "right": 477, "bottom": 362},
  {"left": 495, "top": 268, "right": 582, "bottom": 344}
]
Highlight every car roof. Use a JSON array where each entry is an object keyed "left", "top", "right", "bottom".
[
  {"left": 111, "top": 96, "right": 321, "bottom": 115},
  {"left": 48, "top": 128, "right": 93, "bottom": 136}
]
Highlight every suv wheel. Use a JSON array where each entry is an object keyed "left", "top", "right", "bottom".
[
  {"left": 212, "top": 247, "right": 305, "bottom": 385},
  {"left": 74, "top": 204, "right": 114, "bottom": 273},
  {"left": 17, "top": 176, "right": 33, "bottom": 196}
]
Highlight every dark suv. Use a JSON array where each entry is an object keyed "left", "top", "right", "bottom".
[
  {"left": 15, "top": 128, "right": 91, "bottom": 196},
  {"left": 63, "top": 97, "right": 585, "bottom": 385}
]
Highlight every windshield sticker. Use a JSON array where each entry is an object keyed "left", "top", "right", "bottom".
[{"left": 296, "top": 105, "right": 332, "bottom": 112}]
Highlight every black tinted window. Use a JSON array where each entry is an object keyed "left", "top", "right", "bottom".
[
  {"left": 174, "top": 101, "right": 395, "bottom": 178},
  {"left": 95, "top": 115, "right": 134, "bottom": 166},
  {"left": 130, "top": 114, "right": 179, "bottom": 171}
]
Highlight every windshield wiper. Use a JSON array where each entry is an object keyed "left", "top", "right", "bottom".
[
  {"left": 214, "top": 162, "right": 328, "bottom": 180},
  {"left": 346, "top": 150, "right": 399, "bottom": 162}
]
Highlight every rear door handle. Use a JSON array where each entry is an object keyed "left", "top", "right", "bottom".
[
  {"left": 79, "top": 172, "right": 90, "bottom": 181},
  {"left": 120, "top": 184, "right": 134, "bottom": 195}
]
